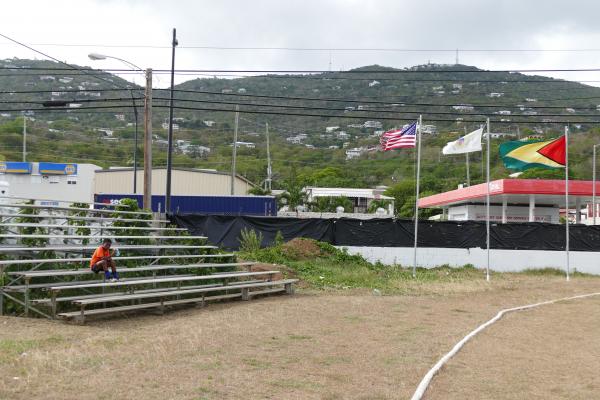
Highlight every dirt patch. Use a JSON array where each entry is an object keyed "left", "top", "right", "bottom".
[
  {"left": 0, "top": 276, "right": 599, "bottom": 399},
  {"left": 248, "top": 263, "right": 284, "bottom": 280},
  {"left": 425, "top": 295, "right": 600, "bottom": 400},
  {"left": 281, "top": 238, "right": 323, "bottom": 260}
]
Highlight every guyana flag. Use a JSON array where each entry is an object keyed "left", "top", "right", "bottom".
[{"left": 499, "top": 136, "right": 566, "bottom": 171}]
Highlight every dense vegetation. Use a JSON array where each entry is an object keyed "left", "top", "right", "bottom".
[
  {"left": 1, "top": 58, "right": 600, "bottom": 217},
  {"left": 237, "top": 237, "right": 594, "bottom": 294}
]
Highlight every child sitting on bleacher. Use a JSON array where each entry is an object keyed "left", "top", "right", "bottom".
[{"left": 90, "top": 238, "right": 120, "bottom": 282}]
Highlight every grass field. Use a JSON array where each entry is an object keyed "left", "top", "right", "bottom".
[{"left": 1, "top": 240, "right": 599, "bottom": 399}]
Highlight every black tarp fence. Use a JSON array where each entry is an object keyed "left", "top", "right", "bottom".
[{"left": 170, "top": 214, "right": 600, "bottom": 252}]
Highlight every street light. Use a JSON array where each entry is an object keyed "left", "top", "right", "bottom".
[{"left": 88, "top": 53, "right": 142, "bottom": 194}]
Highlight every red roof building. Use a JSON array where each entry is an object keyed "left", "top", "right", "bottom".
[{"left": 418, "top": 179, "right": 600, "bottom": 224}]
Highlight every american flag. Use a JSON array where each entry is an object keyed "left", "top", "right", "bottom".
[{"left": 381, "top": 122, "right": 417, "bottom": 151}]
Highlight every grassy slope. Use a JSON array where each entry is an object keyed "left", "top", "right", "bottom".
[{"left": 239, "top": 238, "right": 596, "bottom": 294}]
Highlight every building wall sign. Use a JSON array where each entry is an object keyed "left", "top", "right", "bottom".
[
  {"left": 38, "top": 162, "right": 78, "bottom": 175},
  {"left": 0, "top": 161, "right": 33, "bottom": 174}
]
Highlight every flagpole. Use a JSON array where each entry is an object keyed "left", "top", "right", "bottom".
[
  {"left": 412, "top": 115, "right": 422, "bottom": 278},
  {"left": 465, "top": 126, "right": 470, "bottom": 186},
  {"left": 486, "top": 118, "right": 491, "bottom": 282},
  {"left": 466, "top": 153, "right": 470, "bottom": 186},
  {"left": 565, "top": 125, "right": 570, "bottom": 281}
]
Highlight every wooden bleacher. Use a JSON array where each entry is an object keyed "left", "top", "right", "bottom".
[{"left": 0, "top": 198, "right": 297, "bottom": 323}]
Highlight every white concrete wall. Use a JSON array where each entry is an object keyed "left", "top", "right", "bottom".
[{"left": 341, "top": 246, "right": 600, "bottom": 275}]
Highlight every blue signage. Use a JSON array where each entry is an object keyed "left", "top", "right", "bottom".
[
  {"left": 38, "top": 162, "right": 78, "bottom": 175},
  {"left": 0, "top": 161, "right": 32, "bottom": 174}
]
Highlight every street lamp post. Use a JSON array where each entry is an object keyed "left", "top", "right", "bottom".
[{"left": 88, "top": 53, "right": 142, "bottom": 194}]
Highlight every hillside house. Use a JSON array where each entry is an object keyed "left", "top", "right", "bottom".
[
  {"left": 452, "top": 105, "right": 474, "bottom": 112},
  {"left": 231, "top": 141, "right": 255, "bottom": 149},
  {"left": 326, "top": 126, "right": 340, "bottom": 133},
  {"left": 304, "top": 187, "right": 394, "bottom": 214},
  {"left": 161, "top": 123, "right": 180, "bottom": 130},
  {"left": 363, "top": 121, "right": 382, "bottom": 129},
  {"left": 421, "top": 125, "right": 438, "bottom": 134},
  {"left": 286, "top": 136, "right": 303, "bottom": 144},
  {"left": 345, "top": 148, "right": 364, "bottom": 160}
]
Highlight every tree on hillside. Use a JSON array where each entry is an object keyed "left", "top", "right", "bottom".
[
  {"left": 278, "top": 167, "right": 307, "bottom": 210},
  {"left": 310, "top": 196, "right": 353, "bottom": 213}
]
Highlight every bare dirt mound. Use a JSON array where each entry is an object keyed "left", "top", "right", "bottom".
[
  {"left": 249, "top": 263, "right": 284, "bottom": 280},
  {"left": 281, "top": 238, "right": 323, "bottom": 260}
]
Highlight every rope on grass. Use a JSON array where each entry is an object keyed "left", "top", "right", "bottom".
[{"left": 411, "top": 291, "right": 600, "bottom": 400}]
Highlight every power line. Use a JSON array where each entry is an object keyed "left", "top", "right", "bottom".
[
  {"left": 7, "top": 65, "right": 600, "bottom": 74},
  {"left": 162, "top": 104, "right": 600, "bottom": 125},
  {"left": 163, "top": 88, "right": 600, "bottom": 109},
  {"left": 150, "top": 96, "right": 600, "bottom": 118},
  {"left": 7, "top": 42, "right": 600, "bottom": 52},
  {"left": 0, "top": 97, "right": 143, "bottom": 105},
  {"left": 5, "top": 87, "right": 600, "bottom": 108},
  {"left": 0, "top": 32, "right": 131, "bottom": 90}
]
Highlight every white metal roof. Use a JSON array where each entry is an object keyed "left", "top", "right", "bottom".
[{"left": 305, "top": 187, "right": 394, "bottom": 200}]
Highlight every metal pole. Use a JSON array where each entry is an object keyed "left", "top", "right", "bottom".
[
  {"left": 130, "top": 89, "right": 138, "bottom": 194},
  {"left": 165, "top": 28, "right": 178, "bottom": 214},
  {"left": 22, "top": 114, "right": 26, "bottom": 162},
  {"left": 465, "top": 126, "right": 470, "bottom": 186},
  {"left": 565, "top": 126, "right": 570, "bottom": 281},
  {"left": 593, "top": 145, "right": 597, "bottom": 225},
  {"left": 143, "top": 68, "right": 153, "bottom": 210},
  {"left": 412, "top": 116, "right": 422, "bottom": 278},
  {"left": 266, "top": 122, "right": 272, "bottom": 191},
  {"left": 486, "top": 118, "right": 491, "bottom": 282},
  {"left": 230, "top": 105, "right": 240, "bottom": 195}
]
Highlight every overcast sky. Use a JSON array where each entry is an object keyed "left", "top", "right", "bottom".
[{"left": 2, "top": 0, "right": 600, "bottom": 87}]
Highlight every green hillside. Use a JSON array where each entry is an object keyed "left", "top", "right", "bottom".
[{"left": 1, "top": 58, "right": 600, "bottom": 212}]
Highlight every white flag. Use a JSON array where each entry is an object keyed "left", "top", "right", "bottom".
[{"left": 442, "top": 127, "right": 483, "bottom": 155}]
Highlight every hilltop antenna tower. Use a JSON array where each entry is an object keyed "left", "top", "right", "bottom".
[{"left": 455, "top": 48, "right": 459, "bottom": 65}]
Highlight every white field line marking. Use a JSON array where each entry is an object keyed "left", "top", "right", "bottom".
[{"left": 411, "top": 291, "right": 600, "bottom": 400}]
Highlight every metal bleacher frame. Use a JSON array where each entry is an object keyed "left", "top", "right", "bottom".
[{"left": 0, "top": 197, "right": 297, "bottom": 323}]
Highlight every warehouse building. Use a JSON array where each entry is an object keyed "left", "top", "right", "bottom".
[{"left": 95, "top": 167, "right": 256, "bottom": 196}]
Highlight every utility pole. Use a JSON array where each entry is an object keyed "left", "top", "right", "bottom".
[
  {"left": 22, "top": 114, "right": 26, "bottom": 162},
  {"left": 266, "top": 122, "right": 272, "bottom": 191},
  {"left": 130, "top": 89, "right": 139, "bottom": 194},
  {"left": 230, "top": 104, "right": 240, "bottom": 195},
  {"left": 143, "top": 68, "right": 153, "bottom": 210},
  {"left": 165, "top": 28, "right": 178, "bottom": 214}
]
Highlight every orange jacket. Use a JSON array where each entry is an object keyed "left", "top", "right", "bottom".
[{"left": 90, "top": 246, "right": 112, "bottom": 268}]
